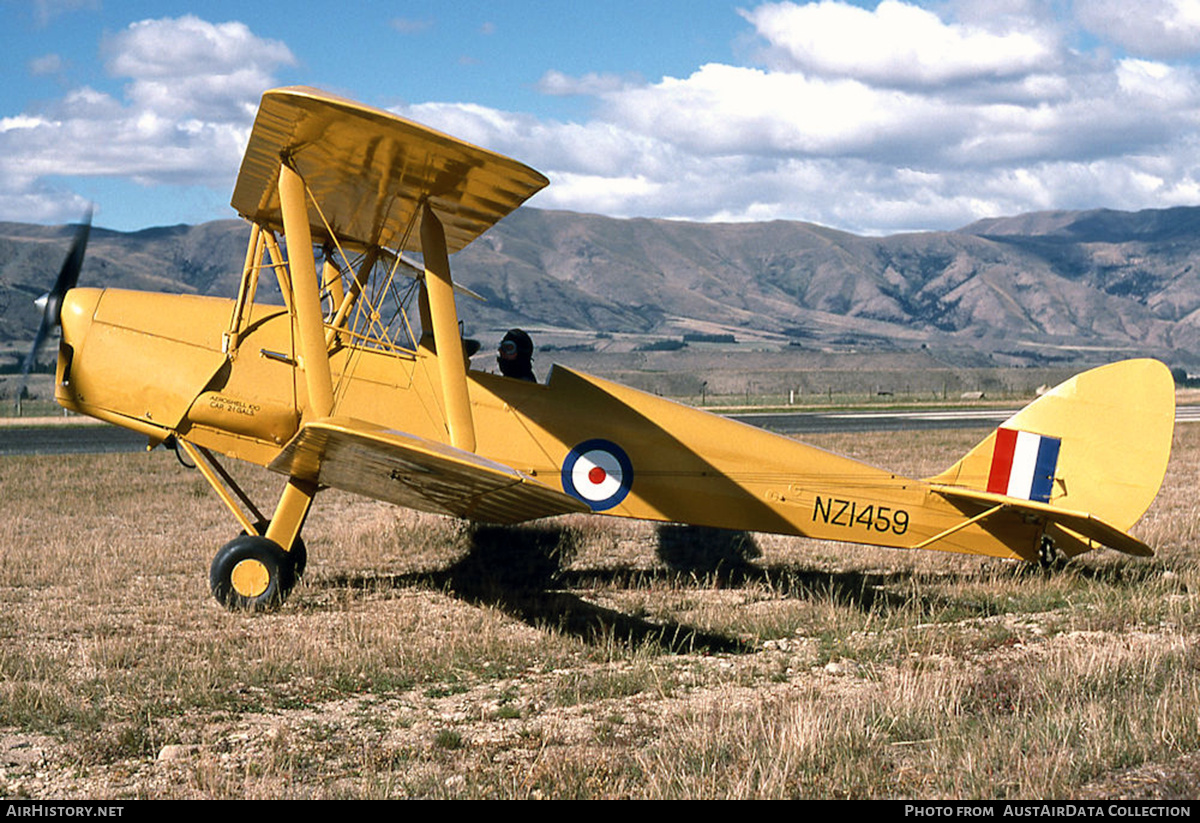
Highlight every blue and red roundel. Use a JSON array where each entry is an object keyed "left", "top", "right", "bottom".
[{"left": 561, "top": 439, "right": 634, "bottom": 511}]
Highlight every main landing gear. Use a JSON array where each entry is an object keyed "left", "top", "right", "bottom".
[{"left": 172, "top": 437, "right": 317, "bottom": 612}]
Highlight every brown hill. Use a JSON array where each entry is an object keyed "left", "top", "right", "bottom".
[{"left": 4, "top": 206, "right": 1199, "bottom": 370}]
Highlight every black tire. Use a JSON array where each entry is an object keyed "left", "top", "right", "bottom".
[
  {"left": 1038, "top": 535, "right": 1062, "bottom": 570},
  {"left": 210, "top": 535, "right": 296, "bottom": 611},
  {"left": 244, "top": 519, "right": 307, "bottom": 578}
]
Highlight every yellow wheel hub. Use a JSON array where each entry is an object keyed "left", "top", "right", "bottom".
[{"left": 230, "top": 558, "right": 271, "bottom": 598}]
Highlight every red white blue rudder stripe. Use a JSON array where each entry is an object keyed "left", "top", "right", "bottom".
[
  {"left": 986, "top": 428, "right": 1061, "bottom": 503},
  {"left": 561, "top": 439, "right": 633, "bottom": 511}
]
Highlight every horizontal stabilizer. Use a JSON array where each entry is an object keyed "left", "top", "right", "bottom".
[
  {"left": 269, "top": 418, "right": 589, "bottom": 524},
  {"left": 930, "top": 484, "right": 1152, "bottom": 557}
]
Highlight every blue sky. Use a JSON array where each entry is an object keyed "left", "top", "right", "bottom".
[{"left": 4, "top": 0, "right": 1200, "bottom": 235}]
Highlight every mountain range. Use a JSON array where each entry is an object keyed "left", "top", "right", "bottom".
[{"left": 4, "top": 205, "right": 1199, "bottom": 370}]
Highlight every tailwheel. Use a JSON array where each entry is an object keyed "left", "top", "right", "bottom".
[
  {"left": 1038, "top": 534, "right": 1063, "bottom": 570},
  {"left": 210, "top": 535, "right": 297, "bottom": 612}
]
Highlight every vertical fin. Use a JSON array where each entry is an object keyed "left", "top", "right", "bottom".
[{"left": 927, "top": 359, "right": 1174, "bottom": 531}]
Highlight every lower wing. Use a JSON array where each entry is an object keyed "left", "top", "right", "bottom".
[{"left": 269, "top": 417, "right": 589, "bottom": 524}]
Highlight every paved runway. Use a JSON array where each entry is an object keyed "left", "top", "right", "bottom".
[
  {"left": 727, "top": 407, "right": 1020, "bottom": 434},
  {"left": 4, "top": 406, "right": 1198, "bottom": 456},
  {"left": 0, "top": 424, "right": 149, "bottom": 456},
  {"left": 729, "top": 403, "right": 1200, "bottom": 434}
]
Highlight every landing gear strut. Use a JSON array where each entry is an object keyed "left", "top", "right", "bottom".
[{"left": 245, "top": 519, "right": 307, "bottom": 578}]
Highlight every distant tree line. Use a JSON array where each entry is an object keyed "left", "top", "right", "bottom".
[
  {"left": 1171, "top": 367, "right": 1200, "bottom": 387},
  {"left": 682, "top": 333, "right": 736, "bottom": 343},
  {"left": 635, "top": 339, "right": 688, "bottom": 352}
]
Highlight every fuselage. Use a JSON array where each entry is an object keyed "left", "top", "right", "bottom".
[{"left": 56, "top": 286, "right": 1043, "bottom": 560}]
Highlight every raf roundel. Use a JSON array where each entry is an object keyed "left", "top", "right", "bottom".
[{"left": 561, "top": 439, "right": 634, "bottom": 511}]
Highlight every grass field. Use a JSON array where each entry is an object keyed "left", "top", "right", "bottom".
[{"left": 1, "top": 425, "right": 1198, "bottom": 799}]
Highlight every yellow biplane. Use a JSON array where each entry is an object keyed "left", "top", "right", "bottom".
[{"left": 26, "top": 87, "right": 1175, "bottom": 610}]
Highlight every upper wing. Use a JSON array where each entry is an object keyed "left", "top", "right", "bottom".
[
  {"left": 929, "top": 484, "right": 1153, "bottom": 557},
  {"left": 268, "top": 417, "right": 588, "bottom": 524},
  {"left": 231, "top": 86, "right": 548, "bottom": 254}
]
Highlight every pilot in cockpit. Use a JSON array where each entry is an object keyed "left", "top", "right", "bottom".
[{"left": 497, "top": 328, "right": 536, "bottom": 382}]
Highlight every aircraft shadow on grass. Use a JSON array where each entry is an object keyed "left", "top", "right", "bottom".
[{"left": 311, "top": 522, "right": 1111, "bottom": 652}]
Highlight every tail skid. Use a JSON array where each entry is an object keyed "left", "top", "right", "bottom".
[{"left": 925, "top": 359, "right": 1174, "bottom": 558}]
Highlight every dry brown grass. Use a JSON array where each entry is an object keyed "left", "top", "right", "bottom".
[{"left": 1, "top": 426, "right": 1198, "bottom": 798}]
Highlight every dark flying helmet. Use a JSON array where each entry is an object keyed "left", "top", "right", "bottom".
[{"left": 498, "top": 328, "right": 535, "bottom": 381}]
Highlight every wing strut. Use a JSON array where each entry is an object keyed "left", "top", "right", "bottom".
[
  {"left": 908, "top": 503, "right": 1005, "bottom": 551},
  {"left": 278, "top": 162, "right": 334, "bottom": 418},
  {"left": 421, "top": 202, "right": 476, "bottom": 452},
  {"left": 324, "top": 247, "right": 379, "bottom": 348}
]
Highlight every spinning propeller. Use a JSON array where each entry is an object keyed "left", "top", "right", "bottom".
[{"left": 15, "top": 208, "right": 92, "bottom": 411}]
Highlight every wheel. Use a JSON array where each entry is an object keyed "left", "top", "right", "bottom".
[
  {"left": 210, "top": 535, "right": 296, "bottom": 611},
  {"left": 244, "top": 519, "right": 307, "bottom": 578},
  {"left": 1038, "top": 535, "right": 1062, "bottom": 570}
]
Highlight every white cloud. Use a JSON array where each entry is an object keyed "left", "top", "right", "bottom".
[
  {"left": 1077, "top": 0, "right": 1200, "bottom": 59},
  {"left": 396, "top": 62, "right": 1200, "bottom": 233},
  {"left": 390, "top": 17, "right": 433, "bottom": 35},
  {"left": 104, "top": 16, "right": 293, "bottom": 79},
  {"left": 536, "top": 70, "right": 643, "bottom": 96},
  {"left": 492, "top": 0, "right": 1200, "bottom": 232},
  {"left": 103, "top": 16, "right": 295, "bottom": 120},
  {"left": 742, "top": 0, "right": 1059, "bottom": 87},
  {"left": 0, "top": 114, "right": 53, "bottom": 133},
  {"left": 600, "top": 63, "right": 957, "bottom": 162},
  {"left": 0, "top": 16, "right": 295, "bottom": 222},
  {"left": 28, "top": 53, "right": 64, "bottom": 76},
  {"left": 31, "top": 0, "right": 98, "bottom": 27},
  {"left": 7, "top": 3, "right": 1200, "bottom": 235},
  {"left": 538, "top": 172, "right": 661, "bottom": 215}
]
